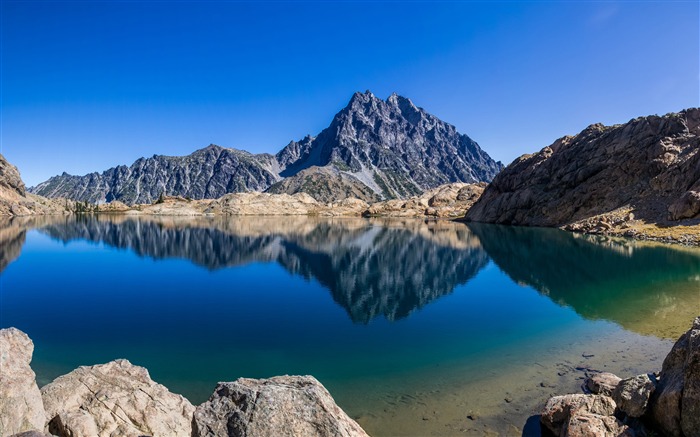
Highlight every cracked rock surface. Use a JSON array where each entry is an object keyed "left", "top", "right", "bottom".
[
  {"left": 41, "top": 359, "right": 194, "bottom": 437},
  {"left": 193, "top": 375, "right": 369, "bottom": 437}
]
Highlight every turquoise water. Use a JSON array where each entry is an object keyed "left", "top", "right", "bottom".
[{"left": 1, "top": 216, "right": 698, "bottom": 435}]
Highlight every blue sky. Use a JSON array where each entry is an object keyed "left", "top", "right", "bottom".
[{"left": 2, "top": 1, "right": 698, "bottom": 186}]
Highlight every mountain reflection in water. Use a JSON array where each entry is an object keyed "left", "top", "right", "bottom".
[{"left": 1, "top": 215, "right": 698, "bottom": 336}]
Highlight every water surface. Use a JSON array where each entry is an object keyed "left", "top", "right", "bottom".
[{"left": 1, "top": 216, "right": 698, "bottom": 436}]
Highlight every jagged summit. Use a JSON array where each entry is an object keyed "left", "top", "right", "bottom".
[{"left": 30, "top": 91, "right": 502, "bottom": 204}]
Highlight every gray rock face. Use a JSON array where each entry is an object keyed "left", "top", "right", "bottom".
[
  {"left": 31, "top": 145, "right": 281, "bottom": 205},
  {"left": 612, "top": 373, "right": 656, "bottom": 418},
  {"left": 540, "top": 394, "right": 617, "bottom": 436},
  {"left": 193, "top": 375, "right": 369, "bottom": 437},
  {"left": 651, "top": 316, "right": 700, "bottom": 437},
  {"left": 467, "top": 108, "right": 700, "bottom": 229},
  {"left": 41, "top": 359, "right": 195, "bottom": 437},
  {"left": 30, "top": 91, "right": 502, "bottom": 204},
  {"left": 585, "top": 372, "right": 621, "bottom": 397},
  {"left": 277, "top": 91, "right": 502, "bottom": 199},
  {"left": 0, "top": 328, "right": 46, "bottom": 436},
  {"left": 266, "top": 166, "right": 381, "bottom": 203}
]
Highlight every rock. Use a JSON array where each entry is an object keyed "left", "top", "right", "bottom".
[
  {"left": 585, "top": 372, "right": 622, "bottom": 396},
  {"left": 540, "top": 394, "right": 616, "bottom": 436},
  {"left": 364, "top": 182, "right": 486, "bottom": 217},
  {"left": 0, "top": 328, "right": 47, "bottom": 436},
  {"left": 651, "top": 316, "right": 700, "bottom": 437},
  {"left": 193, "top": 375, "right": 369, "bottom": 437},
  {"left": 668, "top": 190, "right": 700, "bottom": 220},
  {"left": 466, "top": 108, "right": 700, "bottom": 242},
  {"left": 32, "top": 91, "right": 502, "bottom": 204},
  {"left": 612, "top": 373, "right": 656, "bottom": 418},
  {"left": 563, "top": 412, "right": 632, "bottom": 437},
  {"left": 41, "top": 359, "right": 194, "bottom": 437},
  {"left": 9, "top": 432, "right": 54, "bottom": 437},
  {"left": 266, "top": 166, "right": 381, "bottom": 203}
]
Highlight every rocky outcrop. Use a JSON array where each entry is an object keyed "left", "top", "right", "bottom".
[
  {"left": 41, "top": 359, "right": 195, "bottom": 437},
  {"left": 0, "top": 328, "right": 46, "bottom": 436},
  {"left": 466, "top": 108, "right": 700, "bottom": 244},
  {"left": 31, "top": 91, "right": 501, "bottom": 204},
  {"left": 193, "top": 375, "right": 369, "bottom": 437},
  {"left": 364, "top": 182, "right": 485, "bottom": 218},
  {"left": 0, "top": 154, "right": 73, "bottom": 217},
  {"left": 651, "top": 316, "right": 700, "bottom": 437},
  {"left": 266, "top": 166, "right": 381, "bottom": 203}
]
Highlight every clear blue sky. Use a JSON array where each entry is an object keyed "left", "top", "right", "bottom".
[{"left": 2, "top": 1, "right": 698, "bottom": 186}]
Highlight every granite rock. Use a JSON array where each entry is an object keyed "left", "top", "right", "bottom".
[
  {"left": 41, "top": 359, "right": 194, "bottom": 437},
  {"left": 193, "top": 375, "right": 369, "bottom": 437},
  {"left": 0, "top": 328, "right": 47, "bottom": 436}
]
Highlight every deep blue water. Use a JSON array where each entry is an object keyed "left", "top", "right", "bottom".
[{"left": 1, "top": 216, "right": 698, "bottom": 434}]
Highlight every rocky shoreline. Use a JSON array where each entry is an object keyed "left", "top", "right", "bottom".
[
  {"left": 0, "top": 328, "right": 369, "bottom": 437},
  {"left": 540, "top": 317, "right": 700, "bottom": 437}
]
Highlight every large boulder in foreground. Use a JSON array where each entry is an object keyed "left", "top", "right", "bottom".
[
  {"left": 651, "top": 316, "right": 700, "bottom": 437},
  {"left": 193, "top": 375, "right": 369, "bottom": 437},
  {"left": 466, "top": 108, "right": 700, "bottom": 236},
  {"left": 41, "top": 359, "right": 194, "bottom": 437},
  {"left": 0, "top": 328, "right": 46, "bottom": 436}
]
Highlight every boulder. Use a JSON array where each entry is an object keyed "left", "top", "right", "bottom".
[
  {"left": 563, "top": 412, "right": 632, "bottom": 437},
  {"left": 585, "top": 372, "right": 621, "bottom": 396},
  {"left": 9, "top": 432, "right": 54, "bottom": 437},
  {"left": 668, "top": 190, "right": 700, "bottom": 221},
  {"left": 540, "top": 394, "right": 616, "bottom": 436},
  {"left": 41, "top": 359, "right": 194, "bottom": 437},
  {"left": 193, "top": 375, "right": 369, "bottom": 437},
  {"left": 612, "top": 373, "right": 656, "bottom": 418},
  {"left": 0, "top": 328, "right": 47, "bottom": 436},
  {"left": 651, "top": 316, "right": 700, "bottom": 437}
]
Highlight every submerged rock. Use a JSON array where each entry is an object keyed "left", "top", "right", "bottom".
[
  {"left": 585, "top": 372, "right": 621, "bottom": 397},
  {"left": 41, "top": 359, "right": 194, "bottom": 437},
  {"left": 612, "top": 373, "right": 656, "bottom": 418},
  {"left": 651, "top": 316, "right": 700, "bottom": 437},
  {"left": 0, "top": 328, "right": 47, "bottom": 436},
  {"left": 193, "top": 375, "right": 369, "bottom": 437}
]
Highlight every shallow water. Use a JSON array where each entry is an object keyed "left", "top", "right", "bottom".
[{"left": 1, "top": 215, "right": 698, "bottom": 436}]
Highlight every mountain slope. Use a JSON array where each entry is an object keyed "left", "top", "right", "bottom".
[
  {"left": 31, "top": 145, "right": 280, "bottom": 205},
  {"left": 277, "top": 91, "right": 502, "bottom": 199},
  {"left": 30, "top": 91, "right": 502, "bottom": 204},
  {"left": 466, "top": 108, "right": 700, "bottom": 234}
]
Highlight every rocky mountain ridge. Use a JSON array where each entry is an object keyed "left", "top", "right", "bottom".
[
  {"left": 29, "top": 91, "right": 502, "bottom": 204},
  {"left": 466, "top": 108, "right": 700, "bottom": 243}
]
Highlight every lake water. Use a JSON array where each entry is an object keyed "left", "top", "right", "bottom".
[{"left": 1, "top": 215, "right": 698, "bottom": 436}]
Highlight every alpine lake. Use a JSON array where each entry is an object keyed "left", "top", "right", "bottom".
[{"left": 1, "top": 215, "right": 698, "bottom": 436}]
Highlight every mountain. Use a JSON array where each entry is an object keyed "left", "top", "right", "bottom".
[
  {"left": 275, "top": 91, "right": 503, "bottom": 199},
  {"left": 31, "top": 145, "right": 281, "bottom": 205},
  {"left": 30, "top": 92, "right": 502, "bottom": 204},
  {"left": 466, "top": 108, "right": 700, "bottom": 238}
]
